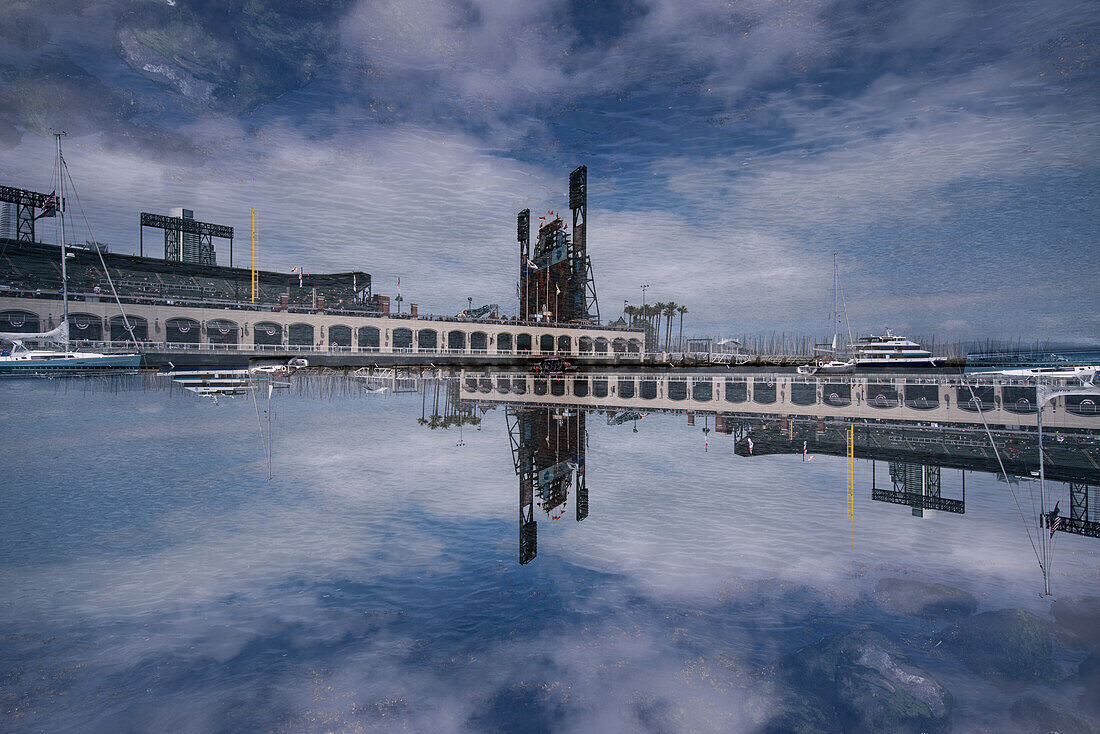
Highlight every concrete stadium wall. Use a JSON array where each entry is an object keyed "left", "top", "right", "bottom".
[{"left": 0, "top": 296, "right": 643, "bottom": 357}]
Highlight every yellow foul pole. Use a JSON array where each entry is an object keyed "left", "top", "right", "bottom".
[
  {"left": 250, "top": 180, "right": 258, "bottom": 303},
  {"left": 846, "top": 424, "right": 855, "bottom": 522}
]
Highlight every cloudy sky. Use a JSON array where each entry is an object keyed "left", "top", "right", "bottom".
[{"left": 0, "top": 0, "right": 1096, "bottom": 342}]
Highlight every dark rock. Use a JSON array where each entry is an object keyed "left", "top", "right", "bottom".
[
  {"left": 766, "top": 629, "right": 951, "bottom": 734},
  {"left": 934, "top": 608, "right": 1062, "bottom": 681},
  {"left": 1010, "top": 694, "right": 1098, "bottom": 734},
  {"left": 1051, "top": 597, "right": 1100, "bottom": 648},
  {"left": 873, "top": 577, "right": 978, "bottom": 619}
]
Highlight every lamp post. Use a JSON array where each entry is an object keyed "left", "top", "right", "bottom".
[
  {"left": 467, "top": 296, "right": 473, "bottom": 317},
  {"left": 640, "top": 284, "right": 651, "bottom": 351}
]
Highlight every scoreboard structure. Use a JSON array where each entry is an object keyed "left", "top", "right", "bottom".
[{"left": 517, "top": 166, "right": 600, "bottom": 323}]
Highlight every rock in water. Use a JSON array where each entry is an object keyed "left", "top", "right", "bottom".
[
  {"left": 767, "top": 629, "right": 951, "bottom": 734},
  {"left": 873, "top": 577, "right": 978, "bottom": 619},
  {"left": 934, "top": 608, "right": 1062, "bottom": 681}
]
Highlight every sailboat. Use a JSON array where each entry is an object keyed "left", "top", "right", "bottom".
[
  {"left": 798, "top": 254, "right": 856, "bottom": 375},
  {"left": 0, "top": 135, "right": 141, "bottom": 376}
]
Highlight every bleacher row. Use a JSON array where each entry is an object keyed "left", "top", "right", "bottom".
[{"left": 0, "top": 240, "right": 373, "bottom": 313}]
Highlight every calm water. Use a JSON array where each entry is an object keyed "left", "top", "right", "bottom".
[{"left": 2, "top": 374, "right": 1098, "bottom": 733}]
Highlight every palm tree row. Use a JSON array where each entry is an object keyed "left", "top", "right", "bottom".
[{"left": 623, "top": 301, "right": 689, "bottom": 351}]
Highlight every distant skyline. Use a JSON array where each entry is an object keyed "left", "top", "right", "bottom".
[{"left": 0, "top": 0, "right": 1096, "bottom": 342}]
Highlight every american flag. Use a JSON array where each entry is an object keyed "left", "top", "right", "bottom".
[{"left": 1046, "top": 502, "right": 1061, "bottom": 537}]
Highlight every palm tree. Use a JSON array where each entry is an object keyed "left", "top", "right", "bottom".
[
  {"left": 677, "top": 305, "right": 688, "bottom": 351},
  {"left": 662, "top": 302, "right": 677, "bottom": 350},
  {"left": 651, "top": 302, "right": 665, "bottom": 349},
  {"left": 624, "top": 304, "right": 638, "bottom": 326}
]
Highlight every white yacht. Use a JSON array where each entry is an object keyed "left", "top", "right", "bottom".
[{"left": 848, "top": 330, "right": 937, "bottom": 370}]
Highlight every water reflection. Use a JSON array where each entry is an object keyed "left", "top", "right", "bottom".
[
  {"left": 3, "top": 368, "right": 1100, "bottom": 732},
  {"left": 507, "top": 406, "right": 587, "bottom": 565},
  {"left": 458, "top": 368, "right": 1100, "bottom": 560}
]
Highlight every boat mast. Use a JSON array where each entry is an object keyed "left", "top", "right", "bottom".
[
  {"left": 1038, "top": 404, "right": 1050, "bottom": 595},
  {"left": 56, "top": 133, "right": 68, "bottom": 345},
  {"left": 831, "top": 252, "right": 839, "bottom": 352}
]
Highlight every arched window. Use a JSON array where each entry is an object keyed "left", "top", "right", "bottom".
[
  {"left": 823, "top": 383, "right": 852, "bottom": 407},
  {"left": 557, "top": 335, "right": 571, "bottom": 353},
  {"left": 902, "top": 383, "right": 937, "bottom": 410},
  {"left": 1, "top": 310, "right": 39, "bottom": 333},
  {"left": 867, "top": 383, "right": 900, "bottom": 409},
  {"left": 418, "top": 329, "right": 438, "bottom": 351},
  {"left": 691, "top": 379, "right": 713, "bottom": 402},
  {"left": 578, "top": 336, "right": 593, "bottom": 354},
  {"left": 594, "top": 337, "right": 609, "bottom": 354},
  {"left": 329, "top": 325, "right": 352, "bottom": 347},
  {"left": 953, "top": 386, "right": 990, "bottom": 413},
  {"left": 753, "top": 378, "right": 776, "bottom": 404},
  {"left": 724, "top": 379, "right": 747, "bottom": 403},
  {"left": 497, "top": 332, "right": 513, "bottom": 353},
  {"left": 164, "top": 317, "right": 198, "bottom": 345},
  {"left": 668, "top": 379, "right": 688, "bottom": 401},
  {"left": 612, "top": 338, "right": 627, "bottom": 354},
  {"left": 288, "top": 323, "right": 314, "bottom": 346},
  {"left": 448, "top": 331, "right": 466, "bottom": 351},
  {"left": 1001, "top": 386, "right": 1036, "bottom": 414},
  {"left": 627, "top": 339, "right": 642, "bottom": 353},
  {"left": 255, "top": 321, "right": 282, "bottom": 346},
  {"left": 619, "top": 377, "right": 636, "bottom": 399},
  {"left": 393, "top": 328, "right": 413, "bottom": 350},
  {"left": 206, "top": 319, "right": 239, "bottom": 346},
  {"left": 470, "top": 331, "right": 488, "bottom": 352},
  {"left": 358, "top": 326, "right": 380, "bottom": 349},
  {"left": 539, "top": 334, "right": 554, "bottom": 353},
  {"left": 516, "top": 333, "right": 532, "bottom": 353},
  {"left": 109, "top": 314, "right": 147, "bottom": 342},
  {"left": 790, "top": 382, "right": 817, "bottom": 406}
]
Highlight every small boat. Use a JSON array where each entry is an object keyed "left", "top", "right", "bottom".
[
  {"left": 993, "top": 365, "right": 1099, "bottom": 380},
  {"left": 800, "top": 254, "right": 857, "bottom": 375},
  {"left": 0, "top": 339, "right": 141, "bottom": 376},
  {"left": 797, "top": 358, "right": 855, "bottom": 376}
]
